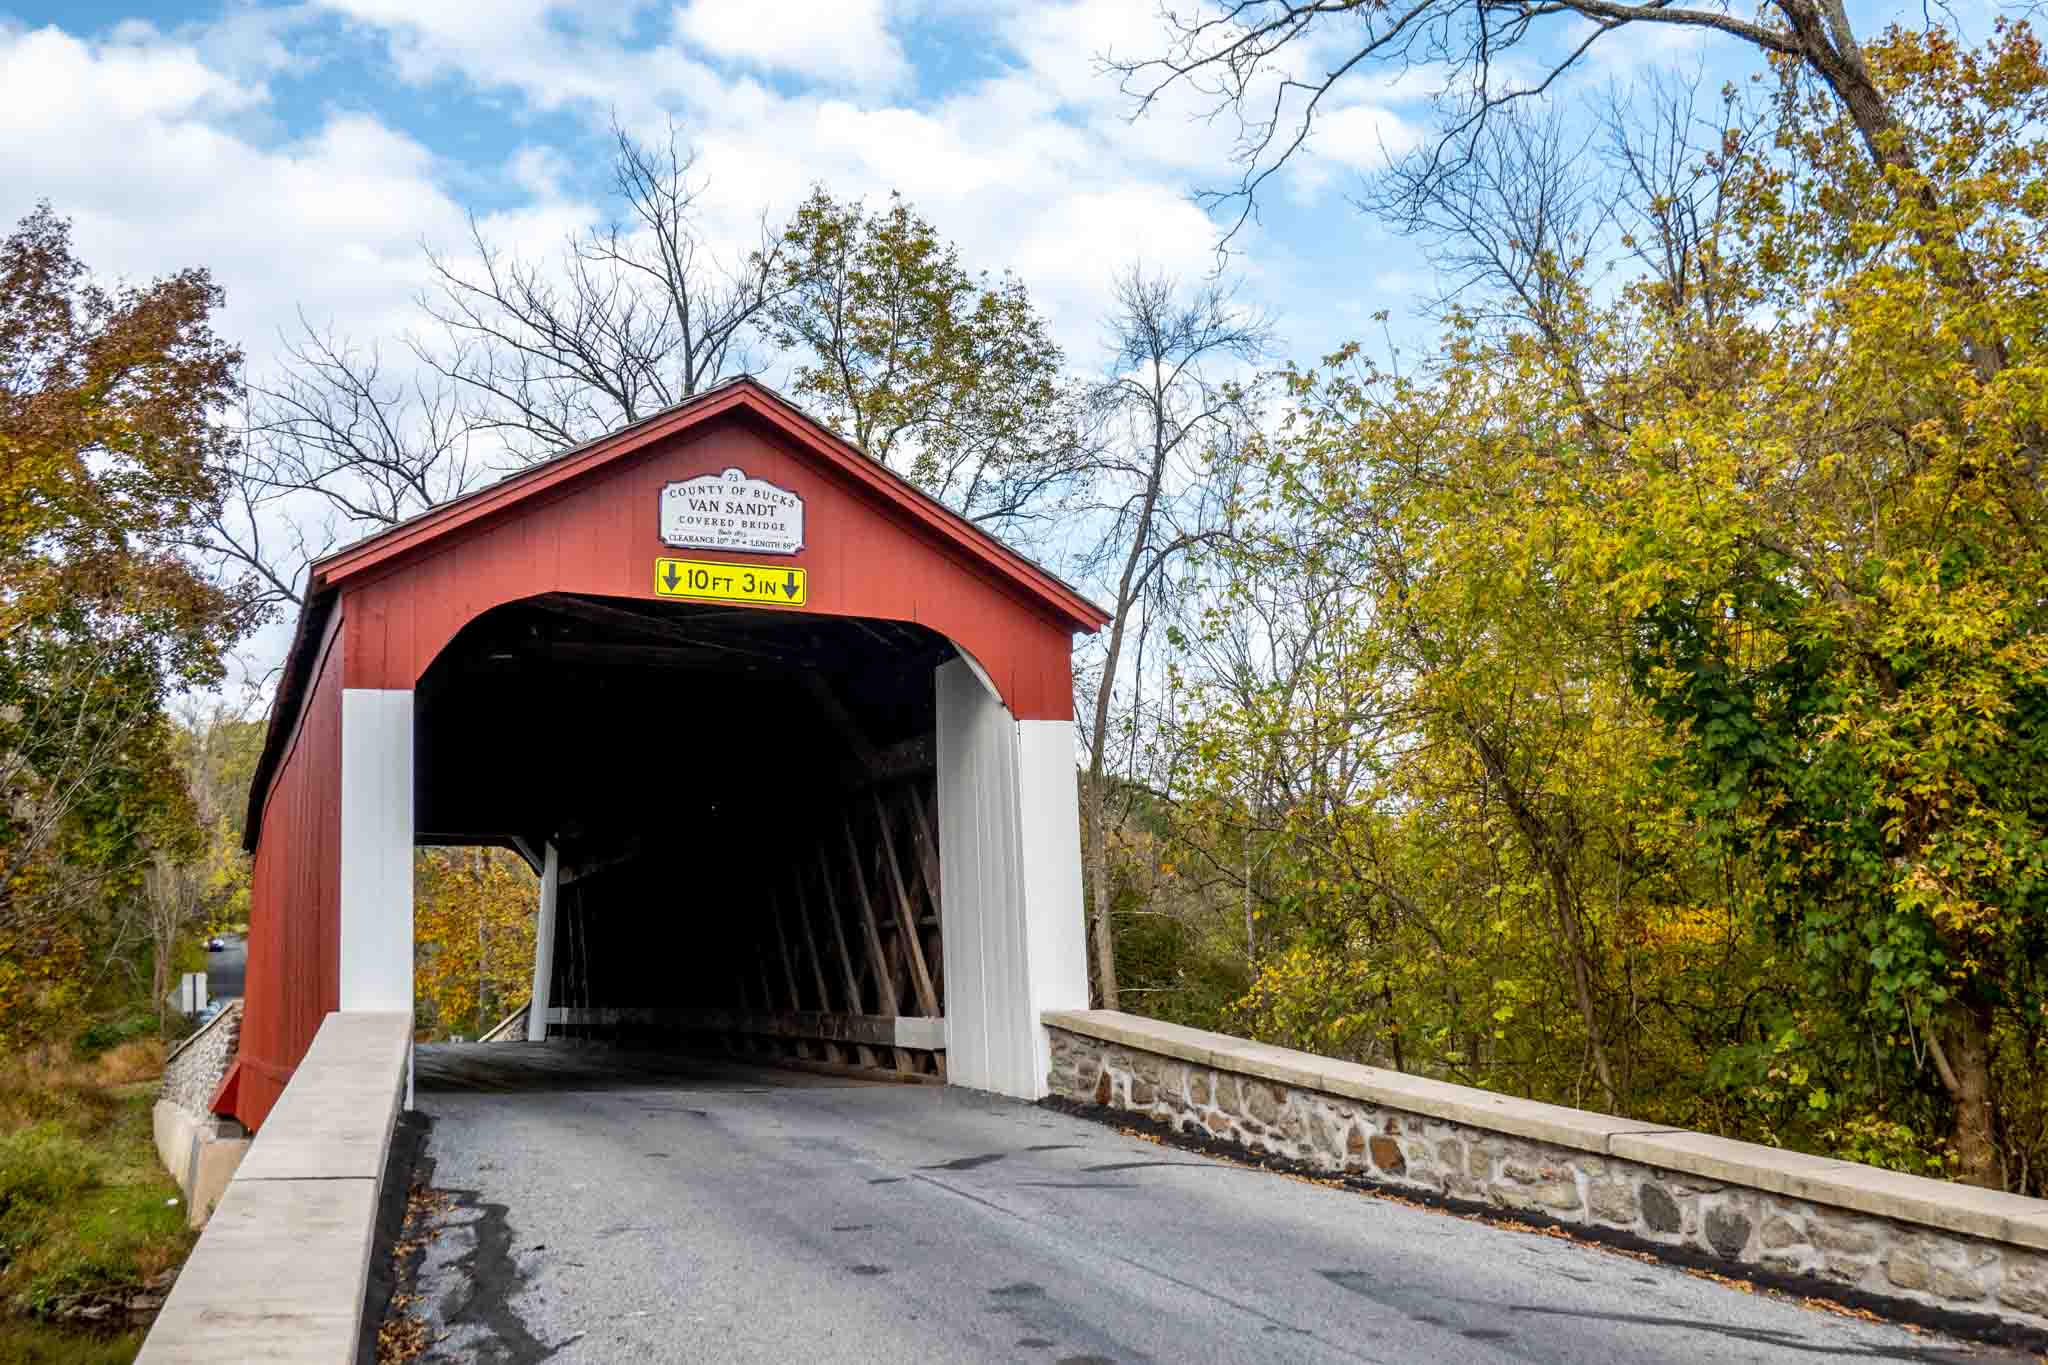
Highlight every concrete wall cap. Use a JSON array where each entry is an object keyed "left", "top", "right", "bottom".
[
  {"left": 1043, "top": 1008, "right": 2048, "bottom": 1248},
  {"left": 140, "top": 1010, "right": 410, "bottom": 1362},
  {"left": 1609, "top": 1129, "right": 2048, "bottom": 1252},
  {"left": 138, "top": 1174, "right": 378, "bottom": 1363},
  {"left": 232, "top": 1010, "right": 409, "bottom": 1183}
]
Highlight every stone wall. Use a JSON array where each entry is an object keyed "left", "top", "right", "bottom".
[
  {"left": 154, "top": 1000, "right": 250, "bottom": 1228},
  {"left": 160, "top": 999, "right": 241, "bottom": 1119},
  {"left": 1045, "top": 1010, "right": 2048, "bottom": 1334}
]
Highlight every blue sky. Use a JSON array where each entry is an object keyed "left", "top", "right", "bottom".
[
  {"left": 0, "top": 0, "right": 1562, "bottom": 383},
  {"left": 0, "top": 0, "right": 1986, "bottom": 382}
]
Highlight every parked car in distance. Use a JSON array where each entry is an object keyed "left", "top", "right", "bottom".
[{"left": 207, "top": 936, "right": 225, "bottom": 952}]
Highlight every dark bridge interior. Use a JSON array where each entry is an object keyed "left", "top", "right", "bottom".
[{"left": 413, "top": 593, "right": 954, "bottom": 1078}]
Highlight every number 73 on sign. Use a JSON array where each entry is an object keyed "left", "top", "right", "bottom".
[{"left": 653, "top": 557, "right": 808, "bottom": 606}]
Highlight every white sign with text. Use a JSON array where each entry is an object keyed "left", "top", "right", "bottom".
[{"left": 659, "top": 467, "right": 806, "bottom": 556}]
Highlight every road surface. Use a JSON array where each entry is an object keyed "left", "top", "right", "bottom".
[
  {"left": 205, "top": 933, "right": 245, "bottom": 1001},
  {"left": 403, "top": 1044, "right": 2015, "bottom": 1364}
]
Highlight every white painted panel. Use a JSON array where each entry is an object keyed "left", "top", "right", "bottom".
[
  {"left": 525, "top": 843, "right": 560, "bottom": 1042},
  {"left": 935, "top": 658, "right": 1046, "bottom": 1098},
  {"left": 936, "top": 658, "right": 994, "bottom": 1091},
  {"left": 1016, "top": 720, "right": 1089, "bottom": 1098},
  {"left": 339, "top": 689, "right": 414, "bottom": 1013},
  {"left": 950, "top": 644, "right": 1002, "bottom": 703},
  {"left": 982, "top": 700, "right": 1035, "bottom": 1098}
]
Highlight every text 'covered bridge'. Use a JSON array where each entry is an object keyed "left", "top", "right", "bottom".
[{"left": 220, "top": 377, "right": 1108, "bottom": 1129}]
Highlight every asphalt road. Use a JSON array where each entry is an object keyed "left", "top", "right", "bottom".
[
  {"left": 405, "top": 1044, "right": 2017, "bottom": 1365},
  {"left": 204, "top": 933, "right": 245, "bottom": 1001}
]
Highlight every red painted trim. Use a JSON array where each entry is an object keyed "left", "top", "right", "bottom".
[
  {"left": 250, "top": 603, "right": 343, "bottom": 847},
  {"left": 310, "top": 380, "right": 1110, "bottom": 632},
  {"left": 208, "top": 1059, "right": 241, "bottom": 1117}
]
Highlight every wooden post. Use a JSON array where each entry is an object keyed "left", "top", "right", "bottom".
[
  {"left": 908, "top": 782, "right": 943, "bottom": 920},
  {"left": 765, "top": 891, "right": 816, "bottom": 1060},
  {"left": 840, "top": 817, "right": 913, "bottom": 1072},
  {"left": 787, "top": 867, "right": 858, "bottom": 1066},
  {"left": 812, "top": 847, "right": 868, "bottom": 1013},
  {"left": 871, "top": 791, "right": 940, "bottom": 1018},
  {"left": 525, "top": 843, "right": 559, "bottom": 1042}
]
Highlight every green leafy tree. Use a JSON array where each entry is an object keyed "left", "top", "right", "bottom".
[
  {"left": 1613, "top": 26, "right": 2048, "bottom": 1187},
  {"left": 414, "top": 848, "right": 537, "bottom": 1040},
  {"left": 762, "top": 190, "right": 1091, "bottom": 537},
  {"left": 1184, "top": 24, "right": 2048, "bottom": 1190},
  {"left": 0, "top": 205, "right": 254, "bottom": 1045}
]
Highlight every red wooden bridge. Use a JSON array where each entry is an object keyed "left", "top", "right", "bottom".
[{"left": 219, "top": 377, "right": 1108, "bottom": 1129}]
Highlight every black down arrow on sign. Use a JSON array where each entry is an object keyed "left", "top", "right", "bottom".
[
  {"left": 663, "top": 562, "right": 681, "bottom": 590},
  {"left": 784, "top": 571, "right": 800, "bottom": 599}
]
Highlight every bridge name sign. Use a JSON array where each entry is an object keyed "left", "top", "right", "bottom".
[{"left": 660, "top": 467, "right": 805, "bottom": 556}]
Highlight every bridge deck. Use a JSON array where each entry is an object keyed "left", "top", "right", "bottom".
[
  {"left": 395, "top": 1044, "right": 1986, "bottom": 1363},
  {"left": 414, "top": 1041, "right": 879, "bottom": 1094}
]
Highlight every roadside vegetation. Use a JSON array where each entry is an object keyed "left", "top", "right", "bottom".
[
  {"left": 0, "top": 205, "right": 262, "bottom": 1357},
  {"left": 0, "top": 1039, "right": 193, "bottom": 1362},
  {"left": 414, "top": 848, "right": 538, "bottom": 1042},
  {"left": 1089, "top": 16, "right": 2048, "bottom": 1195}
]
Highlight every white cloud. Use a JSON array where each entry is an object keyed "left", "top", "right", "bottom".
[
  {"left": 0, "top": 0, "right": 1458, "bottom": 690},
  {"left": 313, "top": 0, "right": 725, "bottom": 116},
  {"left": 1580, "top": 15, "right": 1712, "bottom": 74},
  {"left": 0, "top": 18, "right": 618, "bottom": 348},
  {"left": 673, "top": 0, "right": 908, "bottom": 89},
  {"left": 508, "top": 143, "right": 574, "bottom": 199},
  {"left": 1, "top": 4, "right": 1300, "bottom": 390},
  {"left": 0, "top": 22, "right": 263, "bottom": 123},
  {"left": 1303, "top": 100, "right": 1427, "bottom": 175}
]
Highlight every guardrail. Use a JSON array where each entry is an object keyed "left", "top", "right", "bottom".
[
  {"left": 1045, "top": 1009, "right": 2048, "bottom": 1334},
  {"left": 139, "top": 1011, "right": 411, "bottom": 1363}
]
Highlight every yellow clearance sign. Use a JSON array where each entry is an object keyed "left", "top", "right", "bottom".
[{"left": 653, "top": 557, "right": 808, "bottom": 607}]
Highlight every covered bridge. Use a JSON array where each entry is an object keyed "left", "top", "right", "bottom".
[{"left": 218, "top": 378, "right": 1107, "bottom": 1129}]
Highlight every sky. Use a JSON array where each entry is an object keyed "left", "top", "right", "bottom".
[
  {"left": 1, "top": 0, "right": 1992, "bottom": 393},
  {"left": 0, "top": 0, "right": 1972, "bottom": 687},
  {"left": 0, "top": 0, "right": 1677, "bottom": 388}
]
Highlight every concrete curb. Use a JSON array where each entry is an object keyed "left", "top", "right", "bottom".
[{"left": 139, "top": 1010, "right": 411, "bottom": 1365}]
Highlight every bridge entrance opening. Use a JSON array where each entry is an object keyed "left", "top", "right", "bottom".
[{"left": 417, "top": 595, "right": 955, "bottom": 1079}]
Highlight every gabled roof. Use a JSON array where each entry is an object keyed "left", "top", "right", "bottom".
[
  {"left": 243, "top": 378, "right": 1107, "bottom": 849},
  {"left": 304, "top": 376, "right": 1109, "bottom": 630}
]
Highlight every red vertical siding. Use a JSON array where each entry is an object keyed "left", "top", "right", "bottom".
[{"left": 228, "top": 611, "right": 344, "bottom": 1129}]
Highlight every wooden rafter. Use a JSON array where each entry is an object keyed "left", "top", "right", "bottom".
[{"left": 871, "top": 791, "right": 940, "bottom": 1018}]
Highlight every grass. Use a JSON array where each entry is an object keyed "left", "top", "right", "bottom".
[
  {"left": 0, "top": 1038, "right": 196, "bottom": 1359},
  {"left": 0, "top": 1322, "right": 147, "bottom": 1364}
]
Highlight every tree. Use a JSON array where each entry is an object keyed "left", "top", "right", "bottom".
[
  {"left": 421, "top": 117, "right": 787, "bottom": 458},
  {"left": 1113, "top": 0, "right": 1991, "bottom": 278},
  {"left": 1203, "top": 24, "right": 2048, "bottom": 1187},
  {"left": 1079, "top": 269, "right": 1269, "bottom": 1009},
  {"left": 762, "top": 189, "right": 1093, "bottom": 538},
  {"left": 1611, "top": 26, "right": 2048, "bottom": 1187},
  {"left": 414, "top": 848, "right": 537, "bottom": 1040},
  {"left": 0, "top": 204, "right": 253, "bottom": 1043},
  {"left": 195, "top": 321, "right": 488, "bottom": 611},
  {"left": 197, "top": 119, "right": 784, "bottom": 612}
]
